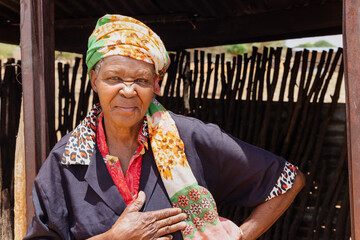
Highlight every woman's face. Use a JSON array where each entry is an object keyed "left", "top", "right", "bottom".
[{"left": 90, "top": 55, "right": 156, "bottom": 129}]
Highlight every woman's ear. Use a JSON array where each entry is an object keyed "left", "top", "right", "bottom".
[
  {"left": 153, "top": 76, "right": 161, "bottom": 95},
  {"left": 90, "top": 70, "right": 98, "bottom": 93}
]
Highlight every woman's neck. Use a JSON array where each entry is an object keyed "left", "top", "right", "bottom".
[
  {"left": 103, "top": 116, "right": 141, "bottom": 148},
  {"left": 102, "top": 116, "right": 142, "bottom": 174}
]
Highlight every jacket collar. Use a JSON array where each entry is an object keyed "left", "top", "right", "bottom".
[
  {"left": 84, "top": 146, "right": 126, "bottom": 215},
  {"left": 139, "top": 147, "right": 160, "bottom": 211},
  {"left": 63, "top": 104, "right": 160, "bottom": 212},
  {"left": 61, "top": 104, "right": 149, "bottom": 166},
  {"left": 61, "top": 104, "right": 101, "bottom": 165}
]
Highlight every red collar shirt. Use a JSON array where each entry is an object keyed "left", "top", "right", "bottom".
[{"left": 96, "top": 113, "right": 148, "bottom": 205}]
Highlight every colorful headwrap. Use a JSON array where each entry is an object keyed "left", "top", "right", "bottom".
[{"left": 86, "top": 14, "right": 170, "bottom": 89}]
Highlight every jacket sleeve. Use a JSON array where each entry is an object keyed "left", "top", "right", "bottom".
[
  {"left": 23, "top": 183, "right": 63, "bottom": 239},
  {"left": 174, "top": 114, "right": 287, "bottom": 207},
  {"left": 23, "top": 148, "right": 72, "bottom": 240},
  {"left": 203, "top": 126, "right": 286, "bottom": 207}
]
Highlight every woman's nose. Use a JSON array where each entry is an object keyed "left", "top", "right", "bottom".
[{"left": 119, "top": 82, "right": 136, "bottom": 97}]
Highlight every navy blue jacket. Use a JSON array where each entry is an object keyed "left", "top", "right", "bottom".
[{"left": 24, "top": 113, "right": 286, "bottom": 240}]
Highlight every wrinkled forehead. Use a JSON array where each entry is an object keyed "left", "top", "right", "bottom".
[{"left": 96, "top": 55, "right": 156, "bottom": 76}]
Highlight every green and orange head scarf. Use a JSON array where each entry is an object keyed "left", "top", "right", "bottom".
[{"left": 86, "top": 14, "right": 170, "bottom": 94}]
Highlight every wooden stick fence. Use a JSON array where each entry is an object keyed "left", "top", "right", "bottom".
[
  {"left": 56, "top": 55, "right": 94, "bottom": 135},
  {"left": 0, "top": 59, "right": 22, "bottom": 239}
]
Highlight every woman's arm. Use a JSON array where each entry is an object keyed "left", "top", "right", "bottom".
[{"left": 239, "top": 170, "right": 306, "bottom": 240}]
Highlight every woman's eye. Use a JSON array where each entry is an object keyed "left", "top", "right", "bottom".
[
  {"left": 135, "top": 79, "right": 149, "bottom": 85},
  {"left": 105, "top": 77, "right": 122, "bottom": 83}
]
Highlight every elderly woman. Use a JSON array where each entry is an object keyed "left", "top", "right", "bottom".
[{"left": 25, "top": 15, "right": 305, "bottom": 240}]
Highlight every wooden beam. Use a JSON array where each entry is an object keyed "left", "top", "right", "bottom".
[
  {"left": 0, "top": 0, "right": 19, "bottom": 14},
  {"left": 52, "top": 2, "right": 342, "bottom": 53},
  {"left": 156, "top": 1, "right": 342, "bottom": 50},
  {"left": 54, "top": 0, "right": 74, "bottom": 17},
  {"left": 0, "top": 23, "right": 20, "bottom": 45},
  {"left": 52, "top": 13, "right": 193, "bottom": 53},
  {"left": 343, "top": 0, "right": 360, "bottom": 239},
  {"left": 20, "top": 0, "right": 55, "bottom": 226},
  {"left": 0, "top": 4, "right": 20, "bottom": 23},
  {"left": 55, "top": 13, "right": 191, "bottom": 29}
]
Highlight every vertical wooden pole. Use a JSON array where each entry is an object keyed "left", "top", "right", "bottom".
[
  {"left": 14, "top": 100, "right": 26, "bottom": 240},
  {"left": 20, "top": 0, "right": 55, "bottom": 227},
  {"left": 343, "top": 0, "right": 360, "bottom": 239}
]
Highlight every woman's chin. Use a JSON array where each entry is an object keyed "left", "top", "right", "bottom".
[{"left": 107, "top": 113, "right": 143, "bottom": 129}]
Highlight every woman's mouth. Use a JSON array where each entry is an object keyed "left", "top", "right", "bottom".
[{"left": 115, "top": 106, "right": 137, "bottom": 112}]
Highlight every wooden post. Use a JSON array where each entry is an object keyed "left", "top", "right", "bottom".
[
  {"left": 20, "top": 0, "right": 55, "bottom": 227},
  {"left": 343, "top": 0, "right": 360, "bottom": 239},
  {"left": 14, "top": 100, "right": 26, "bottom": 240}
]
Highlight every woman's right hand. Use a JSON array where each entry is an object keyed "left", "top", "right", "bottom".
[{"left": 93, "top": 191, "right": 187, "bottom": 240}]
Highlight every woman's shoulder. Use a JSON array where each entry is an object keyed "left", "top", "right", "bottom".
[
  {"left": 169, "top": 111, "right": 222, "bottom": 135},
  {"left": 53, "top": 131, "right": 73, "bottom": 150},
  {"left": 37, "top": 132, "right": 74, "bottom": 174},
  {"left": 47, "top": 131, "right": 74, "bottom": 158},
  {"left": 169, "top": 111, "right": 206, "bottom": 124}
]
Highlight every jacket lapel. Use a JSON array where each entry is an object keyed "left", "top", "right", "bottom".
[
  {"left": 84, "top": 144, "right": 161, "bottom": 214},
  {"left": 84, "top": 147, "right": 127, "bottom": 216},
  {"left": 139, "top": 149, "right": 161, "bottom": 211}
]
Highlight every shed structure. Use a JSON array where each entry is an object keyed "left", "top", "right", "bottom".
[{"left": 0, "top": 0, "right": 358, "bottom": 239}]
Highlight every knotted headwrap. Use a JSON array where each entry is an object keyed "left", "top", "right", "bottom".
[{"left": 86, "top": 14, "right": 170, "bottom": 94}]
